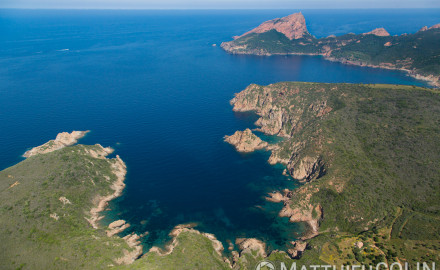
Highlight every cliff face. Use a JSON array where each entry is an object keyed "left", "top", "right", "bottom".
[
  {"left": 230, "top": 83, "right": 330, "bottom": 184},
  {"left": 234, "top": 12, "right": 310, "bottom": 40},
  {"left": 227, "top": 81, "right": 440, "bottom": 253}
]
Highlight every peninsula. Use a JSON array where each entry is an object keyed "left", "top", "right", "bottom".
[
  {"left": 221, "top": 12, "right": 440, "bottom": 87},
  {"left": 225, "top": 82, "right": 440, "bottom": 265}
]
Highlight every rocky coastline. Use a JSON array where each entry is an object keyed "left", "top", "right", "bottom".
[
  {"left": 84, "top": 145, "right": 144, "bottom": 264},
  {"left": 324, "top": 56, "right": 440, "bottom": 88},
  {"left": 24, "top": 131, "right": 143, "bottom": 265},
  {"left": 225, "top": 83, "right": 331, "bottom": 246},
  {"left": 221, "top": 12, "right": 440, "bottom": 88},
  {"left": 148, "top": 224, "right": 234, "bottom": 267},
  {"left": 224, "top": 128, "right": 268, "bottom": 152},
  {"left": 23, "top": 130, "right": 90, "bottom": 157},
  {"left": 219, "top": 48, "right": 440, "bottom": 88}
]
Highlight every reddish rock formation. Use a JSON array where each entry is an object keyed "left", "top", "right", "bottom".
[
  {"left": 288, "top": 156, "right": 323, "bottom": 182},
  {"left": 287, "top": 240, "right": 307, "bottom": 259},
  {"left": 107, "top": 220, "right": 130, "bottom": 237},
  {"left": 235, "top": 238, "right": 267, "bottom": 258},
  {"left": 430, "top": 23, "right": 440, "bottom": 29},
  {"left": 23, "top": 130, "right": 89, "bottom": 157},
  {"left": 419, "top": 26, "right": 428, "bottom": 32},
  {"left": 234, "top": 12, "right": 310, "bottom": 40},
  {"left": 224, "top": 128, "right": 268, "bottom": 152},
  {"left": 364, "top": 28, "right": 390, "bottom": 37}
]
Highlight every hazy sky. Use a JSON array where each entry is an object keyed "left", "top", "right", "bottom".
[{"left": 1, "top": 0, "right": 439, "bottom": 9}]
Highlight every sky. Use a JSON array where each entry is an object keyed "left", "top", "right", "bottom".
[{"left": 1, "top": 0, "right": 439, "bottom": 9}]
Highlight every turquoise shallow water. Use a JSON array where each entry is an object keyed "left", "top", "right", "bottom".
[{"left": 0, "top": 9, "right": 439, "bottom": 252}]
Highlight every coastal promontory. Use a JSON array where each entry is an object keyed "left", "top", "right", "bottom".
[
  {"left": 23, "top": 130, "right": 90, "bottom": 157},
  {"left": 225, "top": 82, "right": 440, "bottom": 265},
  {"left": 221, "top": 12, "right": 440, "bottom": 87},
  {"left": 0, "top": 133, "right": 143, "bottom": 269}
]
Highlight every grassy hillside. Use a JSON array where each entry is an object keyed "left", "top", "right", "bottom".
[
  {"left": 0, "top": 145, "right": 136, "bottom": 269},
  {"left": 230, "top": 82, "right": 440, "bottom": 265},
  {"left": 124, "top": 230, "right": 231, "bottom": 270}
]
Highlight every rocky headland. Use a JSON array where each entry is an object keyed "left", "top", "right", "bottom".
[
  {"left": 224, "top": 81, "right": 440, "bottom": 263},
  {"left": 364, "top": 27, "right": 390, "bottom": 37},
  {"left": 234, "top": 12, "right": 310, "bottom": 40},
  {"left": 221, "top": 13, "right": 440, "bottom": 87},
  {"left": 0, "top": 132, "right": 148, "bottom": 268},
  {"left": 23, "top": 130, "right": 89, "bottom": 157}
]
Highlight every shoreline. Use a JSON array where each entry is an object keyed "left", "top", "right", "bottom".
[
  {"left": 148, "top": 224, "right": 233, "bottom": 267},
  {"left": 228, "top": 86, "right": 325, "bottom": 242},
  {"left": 23, "top": 130, "right": 90, "bottom": 158},
  {"left": 220, "top": 48, "right": 440, "bottom": 88},
  {"left": 84, "top": 145, "right": 144, "bottom": 264},
  {"left": 86, "top": 152, "right": 127, "bottom": 229}
]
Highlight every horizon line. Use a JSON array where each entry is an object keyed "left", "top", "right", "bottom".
[{"left": 2, "top": 7, "right": 440, "bottom": 10}]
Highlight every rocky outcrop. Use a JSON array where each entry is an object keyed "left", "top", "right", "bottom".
[
  {"left": 419, "top": 24, "right": 440, "bottom": 32},
  {"left": 224, "top": 129, "right": 268, "bottom": 152},
  {"left": 84, "top": 144, "right": 114, "bottom": 159},
  {"left": 419, "top": 26, "right": 428, "bottom": 32},
  {"left": 234, "top": 12, "right": 310, "bottom": 40},
  {"left": 288, "top": 156, "right": 324, "bottom": 182},
  {"left": 287, "top": 240, "right": 307, "bottom": 259},
  {"left": 149, "top": 224, "right": 231, "bottom": 266},
  {"left": 265, "top": 189, "right": 292, "bottom": 203},
  {"left": 23, "top": 130, "right": 89, "bottom": 157},
  {"left": 268, "top": 153, "right": 290, "bottom": 165},
  {"left": 355, "top": 241, "right": 364, "bottom": 249},
  {"left": 235, "top": 238, "right": 266, "bottom": 258},
  {"left": 279, "top": 203, "right": 322, "bottom": 239},
  {"left": 363, "top": 28, "right": 390, "bottom": 37},
  {"left": 430, "top": 23, "right": 440, "bottom": 29},
  {"left": 115, "top": 233, "right": 143, "bottom": 265},
  {"left": 230, "top": 84, "right": 297, "bottom": 137},
  {"left": 107, "top": 220, "right": 130, "bottom": 237},
  {"left": 230, "top": 84, "right": 265, "bottom": 112}
]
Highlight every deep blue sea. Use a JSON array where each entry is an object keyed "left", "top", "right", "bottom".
[{"left": 1, "top": 9, "right": 439, "bottom": 252}]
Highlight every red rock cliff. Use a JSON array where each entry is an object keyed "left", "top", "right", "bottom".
[{"left": 234, "top": 12, "right": 310, "bottom": 40}]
